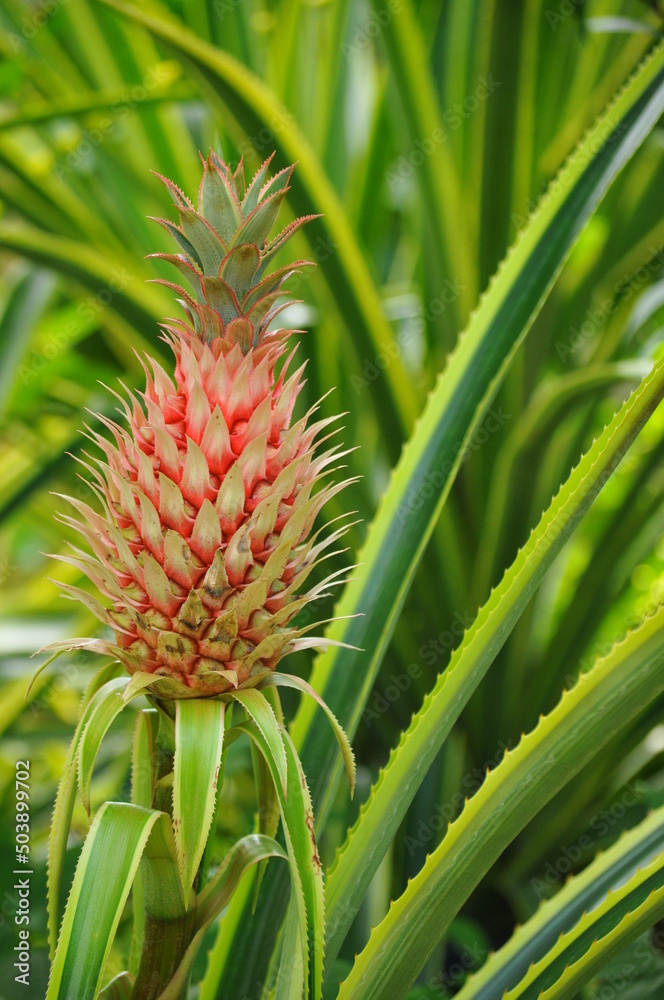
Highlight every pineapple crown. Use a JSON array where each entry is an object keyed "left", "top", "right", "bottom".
[{"left": 149, "top": 151, "right": 318, "bottom": 353}]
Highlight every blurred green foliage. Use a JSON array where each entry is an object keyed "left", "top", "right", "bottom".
[{"left": 3, "top": 0, "right": 664, "bottom": 997}]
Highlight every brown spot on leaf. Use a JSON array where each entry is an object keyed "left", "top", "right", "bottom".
[{"left": 306, "top": 811, "right": 321, "bottom": 871}]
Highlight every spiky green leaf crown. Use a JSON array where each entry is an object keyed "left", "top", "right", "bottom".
[{"left": 150, "top": 150, "right": 318, "bottom": 351}]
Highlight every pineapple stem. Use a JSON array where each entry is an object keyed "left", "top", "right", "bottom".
[
  {"left": 132, "top": 705, "right": 197, "bottom": 1000},
  {"left": 132, "top": 910, "right": 196, "bottom": 1000}
]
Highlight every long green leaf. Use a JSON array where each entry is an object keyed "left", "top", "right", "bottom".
[
  {"left": 0, "top": 269, "right": 54, "bottom": 417},
  {"left": 292, "top": 35, "right": 664, "bottom": 833},
  {"left": 368, "top": 0, "right": 476, "bottom": 325},
  {"left": 324, "top": 355, "right": 664, "bottom": 962},
  {"left": 235, "top": 720, "right": 325, "bottom": 1000},
  {"left": 128, "top": 709, "right": 159, "bottom": 976},
  {"left": 234, "top": 688, "right": 288, "bottom": 796},
  {"left": 459, "top": 805, "right": 664, "bottom": 998},
  {"left": 274, "top": 889, "right": 306, "bottom": 1000},
  {"left": 47, "top": 802, "right": 164, "bottom": 1000},
  {"left": 47, "top": 661, "right": 124, "bottom": 957},
  {"left": 503, "top": 855, "right": 664, "bottom": 998},
  {"left": 173, "top": 698, "right": 225, "bottom": 896},
  {"left": 0, "top": 223, "right": 168, "bottom": 353},
  {"left": 77, "top": 675, "right": 132, "bottom": 813},
  {"left": 338, "top": 602, "right": 664, "bottom": 999}
]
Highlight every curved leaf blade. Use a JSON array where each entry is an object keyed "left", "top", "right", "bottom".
[
  {"left": 77, "top": 676, "right": 132, "bottom": 814},
  {"left": 324, "top": 355, "right": 664, "bottom": 961},
  {"left": 292, "top": 35, "right": 664, "bottom": 833},
  {"left": 338, "top": 603, "right": 664, "bottom": 999},
  {"left": 459, "top": 805, "right": 664, "bottom": 998},
  {"left": 46, "top": 803, "right": 164, "bottom": 1000},
  {"left": 234, "top": 688, "right": 288, "bottom": 796},
  {"left": 197, "top": 833, "right": 289, "bottom": 927},
  {"left": 259, "top": 672, "right": 356, "bottom": 797},
  {"left": 47, "top": 662, "right": 124, "bottom": 957},
  {"left": 236, "top": 721, "right": 324, "bottom": 1000}
]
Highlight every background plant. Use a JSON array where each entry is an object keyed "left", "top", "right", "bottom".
[{"left": 3, "top": 0, "right": 664, "bottom": 998}]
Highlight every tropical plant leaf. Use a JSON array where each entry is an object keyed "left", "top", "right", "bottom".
[
  {"left": 128, "top": 708, "right": 159, "bottom": 977},
  {"left": 0, "top": 269, "right": 55, "bottom": 418},
  {"left": 205, "top": 35, "right": 664, "bottom": 994},
  {"left": 459, "top": 805, "right": 664, "bottom": 998},
  {"left": 258, "top": 672, "right": 355, "bottom": 797},
  {"left": 235, "top": 720, "right": 325, "bottom": 1000},
  {"left": 367, "top": 0, "right": 475, "bottom": 326},
  {"left": 500, "top": 851, "right": 664, "bottom": 999},
  {"left": 234, "top": 688, "right": 288, "bottom": 796},
  {"left": 324, "top": 354, "right": 664, "bottom": 963},
  {"left": 77, "top": 674, "right": 134, "bottom": 814},
  {"left": 173, "top": 698, "right": 226, "bottom": 897},
  {"left": 337, "top": 602, "right": 664, "bottom": 999},
  {"left": 47, "top": 661, "right": 124, "bottom": 957},
  {"left": 46, "top": 803, "right": 166, "bottom": 1000},
  {"left": 157, "top": 834, "right": 288, "bottom": 1000},
  {"left": 273, "top": 889, "right": 306, "bottom": 1000}
]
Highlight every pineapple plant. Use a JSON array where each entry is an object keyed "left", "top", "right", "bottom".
[
  {"left": 8, "top": 4, "right": 664, "bottom": 998},
  {"left": 42, "top": 154, "right": 354, "bottom": 1000}
]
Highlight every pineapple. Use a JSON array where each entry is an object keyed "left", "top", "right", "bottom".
[{"left": 50, "top": 152, "right": 352, "bottom": 698}]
